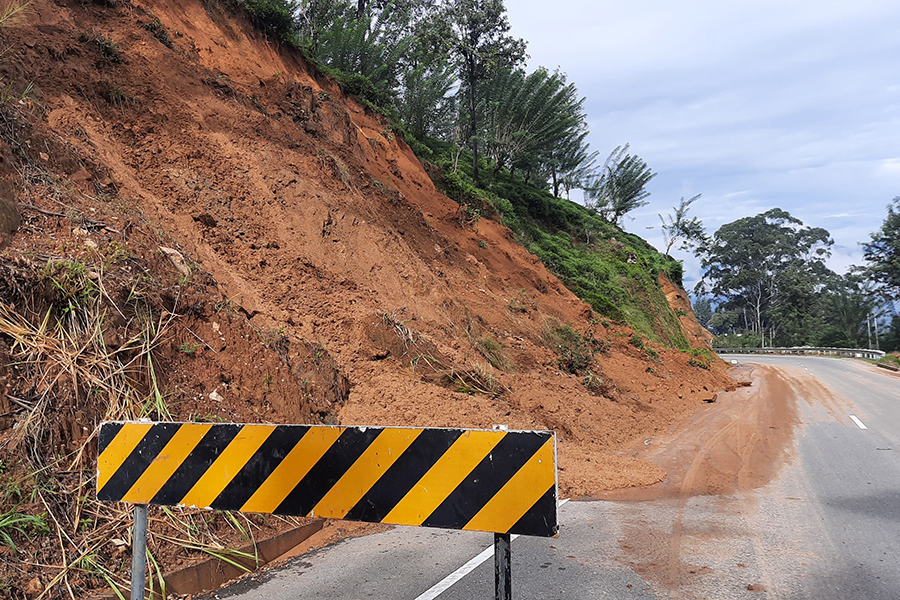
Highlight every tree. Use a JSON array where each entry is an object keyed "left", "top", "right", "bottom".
[
  {"left": 700, "top": 208, "right": 833, "bottom": 347},
  {"left": 692, "top": 295, "right": 713, "bottom": 328},
  {"left": 314, "top": 2, "right": 413, "bottom": 102},
  {"left": 584, "top": 144, "right": 656, "bottom": 226},
  {"left": 441, "top": 0, "right": 527, "bottom": 183},
  {"left": 479, "top": 67, "right": 586, "bottom": 185},
  {"left": 549, "top": 130, "right": 596, "bottom": 199},
  {"left": 658, "top": 194, "right": 709, "bottom": 255},
  {"left": 862, "top": 196, "right": 900, "bottom": 300},
  {"left": 818, "top": 274, "right": 878, "bottom": 348}
]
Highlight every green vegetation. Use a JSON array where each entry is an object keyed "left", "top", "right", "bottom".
[
  {"left": 0, "top": 509, "right": 48, "bottom": 554},
  {"left": 583, "top": 144, "right": 655, "bottom": 226},
  {"left": 179, "top": 340, "right": 199, "bottom": 354},
  {"left": 863, "top": 197, "right": 900, "bottom": 301},
  {"left": 476, "top": 336, "right": 508, "bottom": 369},
  {"left": 78, "top": 29, "right": 121, "bottom": 62},
  {"left": 696, "top": 207, "right": 900, "bottom": 352},
  {"left": 242, "top": 0, "right": 299, "bottom": 42},
  {"left": 144, "top": 18, "right": 174, "bottom": 49},
  {"left": 428, "top": 150, "right": 689, "bottom": 346},
  {"left": 542, "top": 321, "right": 613, "bottom": 374},
  {"left": 659, "top": 194, "right": 709, "bottom": 256}
]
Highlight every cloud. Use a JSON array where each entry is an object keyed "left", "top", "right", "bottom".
[
  {"left": 506, "top": 0, "right": 900, "bottom": 278},
  {"left": 880, "top": 159, "right": 900, "bottom": 175}
]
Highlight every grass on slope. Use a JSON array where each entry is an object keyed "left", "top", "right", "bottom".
[{"left": 425, "top": 142, "right": 688, "bottom": 350}]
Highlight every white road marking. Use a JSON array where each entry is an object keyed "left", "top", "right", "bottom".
[
  {"left": 413, "top": 499, "right": 570, "bottom": 600},
  {"left": 850, "top": 415, "right": 868, "bottom": 430}
]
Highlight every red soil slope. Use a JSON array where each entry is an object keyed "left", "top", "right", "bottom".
[{"left": 1, "top": 0, "right": 736, "bottom": 499}]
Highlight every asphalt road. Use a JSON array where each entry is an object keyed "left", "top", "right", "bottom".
[{"left": 203, "top": 356, "right": 900, "bottom": 600}]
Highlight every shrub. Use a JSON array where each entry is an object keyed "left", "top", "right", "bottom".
[
  {"left": 78, "top": 29, "right": 121, "bottom": 63},
  {"left": 688, "top": 357, "right": 710, "bottom": 370},
  {"left": 241, "top": 0, "right": 298, "bottom": 41},
  {"left": 144, "top": 19, "right": 173, "bottom": 49},
  {"left": 544, "top": 322, "right": 594, "bottom": 374}
]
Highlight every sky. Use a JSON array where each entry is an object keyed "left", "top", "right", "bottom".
[{"left": 506, "top": 0, "right": 900, "bottom": 290}]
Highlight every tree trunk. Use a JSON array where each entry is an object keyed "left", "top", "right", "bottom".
[
  {"left": 466, "top": 57, "right": 479, "bottom": 185},
  {"left": 755, "top": 283, "right": 763, "bottom": 348},
  {"left": 551, "top": 167, "right": 559, "bottom": 198}
]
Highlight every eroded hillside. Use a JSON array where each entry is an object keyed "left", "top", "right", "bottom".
[{"left": 0, "top": 0, "right": 736, "bottom": 595}]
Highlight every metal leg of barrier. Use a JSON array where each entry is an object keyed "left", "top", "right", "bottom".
[
  {"left": 131, "top": 504, "right": 148, "bottom": 600},
  {"left": 494, "top": 533, "right": 511, "bottom": 600}
]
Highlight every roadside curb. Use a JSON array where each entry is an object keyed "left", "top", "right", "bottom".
[{"left": 89, "top": 519, "right": 324, "bottom": 600}]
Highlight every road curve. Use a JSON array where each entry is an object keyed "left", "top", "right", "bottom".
[{"left": 202, "top": 355, "right": 900, "bottom": 600}]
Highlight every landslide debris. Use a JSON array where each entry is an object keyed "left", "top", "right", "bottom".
[{"left": 0, "top": 0, "right": 736, "bottom": 596}]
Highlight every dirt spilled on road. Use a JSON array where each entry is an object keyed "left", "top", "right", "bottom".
[
  {"left": 599, "top": 364, "right": 801, "bottom": 502},
  {"left": 599, "top": 364, "right": 804, "bottom": 592}
]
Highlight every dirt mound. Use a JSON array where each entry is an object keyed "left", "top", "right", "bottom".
[{"left": 0, "top": 0, "right": 738, "bottom": 595}]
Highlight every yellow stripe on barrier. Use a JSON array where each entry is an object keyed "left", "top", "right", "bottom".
[
  {"left": 313, "top": 428, "right": 423, "bottom": 519},
  {"left": 463, "top": 438, "right": 555, "bottom": 534},
  {"left": 179, "top": 425, "right": 274, "bottom": 508},
  {"left": 121, "top": 424, "right": 213, "bottom": 504},
  {"left": 240, "top": 426, "right": 345, "bottom": 514},
  {"left": 97, "top": 423, "right": 153, "bottom": 492},
  {"left": 383, "top": 430, "right": 504, "bottom": 526}
]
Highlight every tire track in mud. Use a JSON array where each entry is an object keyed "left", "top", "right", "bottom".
[{"left": 599, "top": 364, "right": 804, "bottom": 593}]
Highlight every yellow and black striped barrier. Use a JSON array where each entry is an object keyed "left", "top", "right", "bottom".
[{"left": 97, "top": 422, "right": 558, "bottom": 538}]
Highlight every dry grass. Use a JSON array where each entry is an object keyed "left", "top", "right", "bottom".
[
  {"left": 0, "top": 0, "right": 32, "bottom": 30},
  {"left": 0, "top": 256, "right": 305, "bottom": 599}
]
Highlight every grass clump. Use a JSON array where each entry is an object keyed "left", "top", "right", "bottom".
[
  {"left": 78, "top": 29, "right": 121, "bottom": 63},
  {"left": 476, "top": 336, "right": 508, "bottom": 370},
  {"left": 144, "top": 19, "right": 174, "bottom": 49},
  {"left": 688, "top": 347, "right": 717, "bottom": 363},
  {"left": 582, "top": 370, "right": 615, "bottom": 396},
  {"left": 0, "top": 0, "right": 32, "bottom": 29},
  {"left": 688, "top": 357, "right": 710, "bottom": 370},
  {"left": 686, "top": 348, "right": 713, "bottom": 369},
  {"left": 0, "top": 509, "right": 48, "bottom": 554},
  {"left": 543, "top": 321, "right": 603, "bottom": 375}
]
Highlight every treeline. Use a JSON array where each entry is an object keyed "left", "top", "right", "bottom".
[
  {"left": 690, "top": 200, "right": 900, "bottom": 353},
  {"left": 238, "top": 0, "right": 659, "bottom": 217}
]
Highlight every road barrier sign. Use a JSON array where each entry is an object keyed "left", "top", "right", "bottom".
[{"left": 98, "top": 422, "right": 558, "bottom": 537}]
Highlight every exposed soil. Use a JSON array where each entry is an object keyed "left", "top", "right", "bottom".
[
  {"left": 0, "top": 0, "right": 741, "bottom": 596},
  {"left": 597, "top": 364, "right": 799, "bottom": 502},
  {"left": 601, "top": 363, "right": 804, "bottom": 592}
]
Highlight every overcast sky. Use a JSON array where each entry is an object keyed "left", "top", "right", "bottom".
[{"left": 506, "top": 0, "right": 900, "bottom": 290}]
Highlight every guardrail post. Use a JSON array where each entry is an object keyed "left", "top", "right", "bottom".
[
  {"left": 494, "top": 532, "right": 511, "bottom": 600},
  {"left": 131, "top": 504, "right": 148, "bottom": 600}
]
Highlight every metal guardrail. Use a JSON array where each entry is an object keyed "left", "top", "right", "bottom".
[{"left": 714, "top": 347, "right": 886, "bottom": 360}]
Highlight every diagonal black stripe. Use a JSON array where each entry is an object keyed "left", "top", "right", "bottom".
[
  {"left": 344, "top": 429, "right": 463, "bottom": 523},
  {"left": 97, "top": 423, "right": 181, "bottom": 502},
  {"left": 151, "top": 424, "right": 241, "bottom": 506},
  {"left": 98, "top": 422, "right": 124, "bottom": 455},
  {"left": 274, "top": 427, "right": 381, "bottom": 517},
  {"left": 422, "top": 431, "right": 550, "bottom": 531},
  {"left": 209, "top": 425, "right": 311, "bottom": 511},
  {"left": 508, "top": 484, "right": 557, "bottom": 537}
]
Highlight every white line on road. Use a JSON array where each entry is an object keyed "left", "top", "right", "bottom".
[
  {"left": 413, "top": 499, "right": 570, "bottom": 600},
  {"left": 850, "top": 415, "right": 868, "bottom": 430}
]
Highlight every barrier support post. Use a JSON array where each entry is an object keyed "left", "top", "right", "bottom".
[
  {"left": 131, "top": 504, "right": 148, "bottom": 600},
  {"left": 494, "top": 532, "right": 511, "bottom": 600}
]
